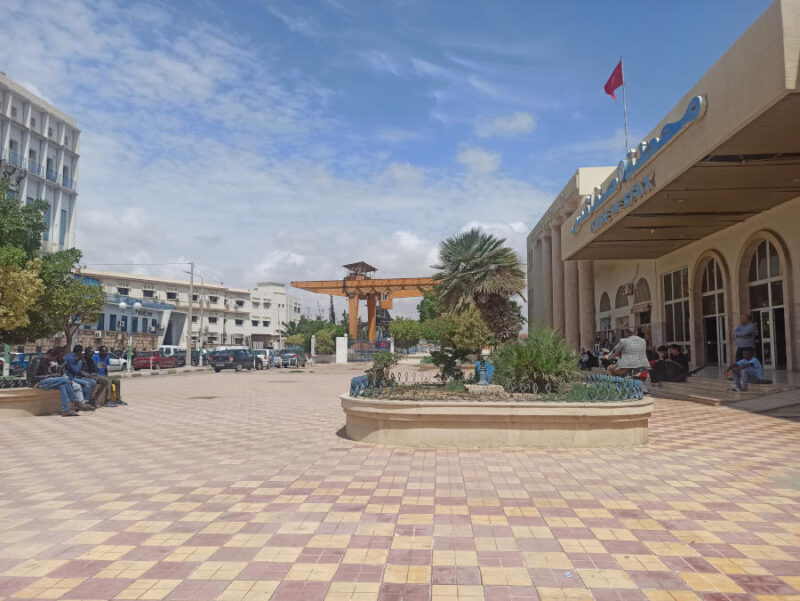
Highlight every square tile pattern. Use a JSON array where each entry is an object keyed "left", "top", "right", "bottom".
[{"left": 1, "top": 366, "right": 799, "bottom": 601}]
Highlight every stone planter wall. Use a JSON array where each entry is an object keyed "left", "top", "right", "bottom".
[{"left": 341, "top": 395, "right": 653, "bottom": 448}]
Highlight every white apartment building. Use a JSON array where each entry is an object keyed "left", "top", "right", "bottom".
[
  {"left": 79, "top": 270, "right": 302, "bottom": 349},
  {"left": 0, "top": 72, "right": 80, "bottom": 252}
]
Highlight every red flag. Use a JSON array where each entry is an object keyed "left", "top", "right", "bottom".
[{"left": 604, "top": 60, "right": 624, "bottom": 100}]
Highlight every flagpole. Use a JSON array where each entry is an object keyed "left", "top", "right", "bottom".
[{"left": 620, "top": 53, "right": 630, "bottom": 155}]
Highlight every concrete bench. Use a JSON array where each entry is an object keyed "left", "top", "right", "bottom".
[{"left": 0, "top": 387, "right": 62, "bottom": 419}]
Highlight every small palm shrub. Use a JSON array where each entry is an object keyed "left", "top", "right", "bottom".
[{"left": 491, "top": 327, "right": 579, "bottom": 392}]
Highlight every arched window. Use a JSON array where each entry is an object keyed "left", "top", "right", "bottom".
[
  {"left": 597, "top": 292, "right": 612, "bottom": 340},
  {"left": 615, "top": 285, "right": 628, "bottom": 309},
  {"left": 634, "top": 279, "right": 651, "bottom": 304},
  {"left": 747, "top": 239, "right": 786, "bottom": 368},
  {"left": 700, "top": 258, "right": 726, "bottom": 365},
  {"left": 599, "top": 292, "right": 611, "bottom": 313}
]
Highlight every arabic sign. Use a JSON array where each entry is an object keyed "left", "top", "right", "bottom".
[
  {"left": 571, "top": 95, "right": 707, "bottom": 235},
  {"left": 590, "top": 172, "right": 655, "bottom": 232}
]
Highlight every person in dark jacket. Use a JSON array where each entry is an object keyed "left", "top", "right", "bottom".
[
  {"left": 33, "top": 349, "right": 94, "bottom": 416},
  {"left": 63, "top": 344, "right": 96, "bottom": 402},
  {"left": 81, "top": 346, "right": 107, "bottom": 406}
]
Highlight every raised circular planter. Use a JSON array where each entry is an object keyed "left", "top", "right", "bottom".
[{"left": 341, "top": 395, "right": 653, "bottom": 448}]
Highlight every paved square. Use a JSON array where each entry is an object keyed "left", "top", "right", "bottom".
[{"left": 1, "top": 366, "right": 799, "bottom": 601}]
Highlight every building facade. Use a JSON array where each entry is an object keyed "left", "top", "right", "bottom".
[
  {"left": 0, "top": 72, "right": 80, "bottom": 252},
  {"left": 528, "top": 0, "right": 800, "bottom": 373},
  {"left": 78, "top": 270, "right": 302, "bottom": 349}
]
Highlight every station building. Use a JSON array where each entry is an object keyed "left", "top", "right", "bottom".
[{"left": 527, "top": 0, "right": 800, "bottom": 374}]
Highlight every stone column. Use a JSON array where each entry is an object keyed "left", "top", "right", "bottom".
[
  {"left": 551, "top": 223, "right": 564, "bottom": 334},
  {"left": 564, "top": 261, "right": 580, "bottom": 349},
  {"left": 578, "top": 260, "right": 596, "bottom": 350},
  {"left": 541, "top": 233, "right": 553, "bottom": 328}
]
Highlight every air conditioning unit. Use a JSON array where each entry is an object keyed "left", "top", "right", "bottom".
[
  {"left": 149, "top": 326, "right": 157, "bottom": 333},
  {"left": 94, "top": 331, "right": 102, "bottom": 339},
  {"left": 624, "top": 283, "right": 634, "bottom": 296}
]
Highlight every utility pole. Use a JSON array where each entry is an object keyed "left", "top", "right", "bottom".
[
  {"left": 198, "top": 277, "right": 205, "bottom": 356},
  {"left": 186, "top": 262, "right": 194, "bottom": 356}
]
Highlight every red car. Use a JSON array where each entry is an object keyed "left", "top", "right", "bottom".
[{"left": 132, "top": 350, "right": 177, "bottom": 371}]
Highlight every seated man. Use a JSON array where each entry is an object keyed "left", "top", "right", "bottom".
[
  {"left": 604, "top": 330, "right": 650, "bottom": 377},
  {"left": 64, "top": 344, "right": 96, "bottom": 403},
  {"left": 650, "top": 344, "right": 690, "bottom": 384},
  {"left": 727, "top": 348, "right": 764, "bottom": 392},
  {"left": 93, "top": 346, "right": 125, "bottom": 406},
  {"left": 81, "top": 346, "right": 107, "bottom": 407},
  {"left": 32, "top": 349, "right": 94, "bottom": 416}
]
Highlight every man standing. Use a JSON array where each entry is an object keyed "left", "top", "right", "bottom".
[
  {"left": 32, "top": 349, "right": 94, "bottom": 416},
  {"left": 63, "top": 344, "right": 96, "bottom": 403},
  {"left": 728, "top": 348, "right": 764, "bottom": 392},
  {"left": 733, "top": 314, "right": 757, "bottom": 361},
  {"left": 93, "top": 346, "right": 125, "bottom": 406}
]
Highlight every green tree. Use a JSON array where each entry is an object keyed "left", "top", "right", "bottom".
[
  {"left": 3, "top": 249, "right": 104, "bottom": 346},
  {"left": 0, "top": 176, "right": 49, "bottom": 257},
  {"left": 315, "top": 327, "right": 336, "bottom": 354},
  {"left": 0, "top": 247, "right": 44, "bottom": 333},
  {"left": 416, "top": 291, "right": 440, "bottom": 321},
  {"left": 329, "top": 295, "right": 336, "bottom": 324},
  {"left": 419, "top": 307, "right": 492, "bottom": 383},
  {"left": 389, "top": 318, "right": 421, "bottom": 353},
  {"left": 286, "top": 333, "right": 305, "bottom": 348},
  {"left": 432, "top": 227, "right": 525, "bottom": 341}
]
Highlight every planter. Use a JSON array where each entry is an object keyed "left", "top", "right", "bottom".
[
  {"left": 341, "top": 395, "right": 652, "bottom": 448},
  {"left": 0, "top": 387, "right": 62, "bottom": 419}
]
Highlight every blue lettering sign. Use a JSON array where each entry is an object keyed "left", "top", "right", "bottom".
[{"left": 572, "top": 95, "right": 707, "bottom": 234}]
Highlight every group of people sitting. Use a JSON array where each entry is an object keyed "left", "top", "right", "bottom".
[
  {"left": 577, "top": 314, "right": 767, "bottom": 392},
  {"left": 32, "top": 344, "right": 126, "bottom": 417}
]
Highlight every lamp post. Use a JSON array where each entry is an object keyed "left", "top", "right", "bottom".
[{"left": 118, "top": 300, "right": 142, "bottom": 373}]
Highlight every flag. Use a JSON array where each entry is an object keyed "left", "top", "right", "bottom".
[{"left": 604, "top": 60, "right": 624, "bottom": 100}]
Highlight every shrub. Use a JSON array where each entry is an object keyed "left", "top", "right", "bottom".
[
  {"left": 491, "top": 326, "right": 578, "bottom": 391},
  {"left": 444, "top": 379, "right": 466, "bottom": 393},
  {"left": 429, "top": 348, "right": 468, "bottom": 383},
  {"left": 366, "top": 351, "right": 399, "bottom": 387}
]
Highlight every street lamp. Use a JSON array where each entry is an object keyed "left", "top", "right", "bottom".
[{"left": 118, "top": 301, "right": 142, "bottom": 373}]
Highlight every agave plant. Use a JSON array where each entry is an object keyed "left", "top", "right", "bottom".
[{"left": 491, "top": 326, "right": 579, "bottom": 392}]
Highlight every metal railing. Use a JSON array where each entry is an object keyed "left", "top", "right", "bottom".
[
  {"left": 8, "top": 150, "right": 24, "bottom": 168},
  {"left": 350, "top": 372, "right": 645, "bottom": 402},
  {"left": 46, "top": 168, "right": 58, "bottom": 182},
  {"left": 27, "top": 159, "right": 41, "bottom": 176},
  {"left": 62, "top": 175, "right": 74, "bottom": 188}
]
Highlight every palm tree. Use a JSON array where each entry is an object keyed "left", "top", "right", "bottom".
[{"left": 432, "top": 228, "right": 526, "bottom": 341}]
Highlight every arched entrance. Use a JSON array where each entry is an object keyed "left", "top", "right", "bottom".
[
  {"left": 700, "top": 259, "right": 727, "bottom": 366},
  {"left": 633, "top": 278, "right": 651, "bottom": 335},
  {"left": 745, "top": 239, "right": 787, "bottom": 369},
  {"left": 598, "top": 292, "right": 611, "bottom": 343}
]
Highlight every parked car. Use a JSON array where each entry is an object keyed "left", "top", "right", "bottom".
[
  {"left": 278, "top": 349, "right": 307, "bottom": 367},
  {"left": 103, "top": 352, "right": 127, "bottom": 372},
  {"left": 211, "top": 348, "right": 260, "bottom": 372},
  {"left": 132, "top": 350, "right": 178, "bottom": 371},
  {"left": 174, "top": 350, "right": 202, "bottom": 367},
  {"left": 253, "top": 349, "right": 276, "bottom": 369},
  {"left": 9, "top": 352, "right": 44, "bottom": 378}
]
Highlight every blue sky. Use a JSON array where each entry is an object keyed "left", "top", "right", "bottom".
[{"left": 4, "top": 0, "right": 772, "bottom": 317}]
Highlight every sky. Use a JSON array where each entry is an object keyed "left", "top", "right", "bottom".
[{"left": 3, "top": 0, "right": 773, "bottom": 319}]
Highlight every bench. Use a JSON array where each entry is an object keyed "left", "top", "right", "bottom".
[{"left": 0, "top": 387, "right": 62, "bottom": 418}]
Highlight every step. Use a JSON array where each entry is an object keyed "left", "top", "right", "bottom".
[{"left": 651, "top": 382, "right": 765, "bottom": 405}]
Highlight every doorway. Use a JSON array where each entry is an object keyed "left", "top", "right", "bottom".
[
  {"left": 701, "top": 259, "right": 726, "bottom": 366},
  {"left": 747, "top": 239, "right": 787, "bottom": 369}
]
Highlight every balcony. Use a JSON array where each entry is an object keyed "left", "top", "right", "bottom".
[
  {"left": 62, "top": 175, "right": 74, "bottom": 189},
  {"left": 8, "top": 150, "right": 24, "bottom": 168},
  {"left": 45, "top": 168, "right": 58, "bottom": 182},
  {"left": 27, "top": 159, "right": 41, "bottom": 176}
]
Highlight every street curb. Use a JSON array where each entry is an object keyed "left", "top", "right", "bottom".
[{"left": 119, "top": 367, "right": 213, "bottom": 379}]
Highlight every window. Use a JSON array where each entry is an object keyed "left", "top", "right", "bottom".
[
  {"left": 209, "top": 296, "right": 218, "bottom": 304},
  {"left": 48, "top": 126, "right": 54, "bottom": 137},
  {"left": 208, "top": 317, "right": 218, "bottom": 324},
  {"left": 10, "top": 106, "right": 17, "bottom": 118},
  {"left": 151, "top": 318, "right": 158, "bottom": 330},
  {"left": 109, "top": 315, "right": 117, "bottom": 331},
  {"left": 252, "top": 302, "right": 260, "bottom": 308},
  {"left": 262, "top": 320, "right": 270, "bottom": 327},
  {"left": 235, "top": 319, "right": 244, "bottom": 326},
  {"left": 30, "top": 117, "right": 36, "bottom": 129},
  {"left": 192, "top": 294, "right": 198, "bottom": 301},
  {"left": 166, "top": 292, "right": 177, "bottom": 300},
  {"left": 97, "top": 314, "right": 105, "bottom": 331},
  {"left": 143, "top": 290, "right": 154, "bottom": 298},
  {"left": 117, "top": 287, "right": 129, "bottom": 296},
  {"left": 64, "top": 136, "right": 70, "bottom": 147},
  {"left": 192, "top": 316, "right": 198, "bottom": 323},
  {"left": 614, "top": 286, "right": 628, "bottom": 309},
  {"left": 663, "top": 267, "right": 690, "bottom": 349},
  {"left": 252, "top": 320, "right": 259, "bottom": 327},
  {"left": 265, "top": 302, "right": 272, "bottom": 309},
  {"left": 236, "top": 300, "right": 244, "bottom": 307},
  {"left": 132, "top": 317, "right": 139, "bottom": 333}
]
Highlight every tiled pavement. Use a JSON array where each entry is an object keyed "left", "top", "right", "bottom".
[{"left": 1, "top": 365, "right": 799, "bottom": 601}]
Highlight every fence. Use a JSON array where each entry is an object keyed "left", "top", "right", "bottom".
[
  {"left": 349, "top": 372, "right": 645, "bottom": 402},
  {"left": 347, "top": 339, "right": 391, "bottom": 362}
]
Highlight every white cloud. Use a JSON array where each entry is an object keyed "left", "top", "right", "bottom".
[
  {"left": 457, "top": 146, "right": 501, "bottom": 174},
  {"left": 475, "top": 111, "right": 536, "bottom": 138},
  {"left": 378, "top": 162, "right": 426, "bottom": 187}
]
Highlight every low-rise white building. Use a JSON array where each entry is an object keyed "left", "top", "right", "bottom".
[
  {"left": 0, "top": 72, "right": 80, "bottom": 252},
  {"left": 78, "top": 270, "right": 303, "bottom": 349}
]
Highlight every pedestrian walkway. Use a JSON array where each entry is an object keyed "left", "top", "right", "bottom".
[{"left": 0, "top": 367, "right": 798, "bottom": 601}]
